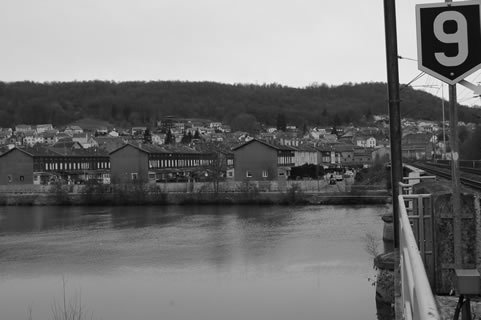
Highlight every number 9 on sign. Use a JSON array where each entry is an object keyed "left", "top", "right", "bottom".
[
  {"left": 416, "top": 1, "right": 481, "bottom": 85},
  {"left": 433, "top": 11, "right": 468, "bottom": 67}
]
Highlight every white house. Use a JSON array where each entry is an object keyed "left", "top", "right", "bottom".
[
  {"left": 64, "top": 125, "right": 84, "bottom": 136},
  {"left": 209, "top": 122, "right": 222, "bottom": 129},
  {"left": 22, "top": 130, "right": 42, "bottom": 146},
  {"left": 108, "top": 130, "right": 119, "bottom": 137},
  {"left": 35, "top": 124, "right": 54, "bottom": 134},
  {"left": 355, "top": 136, "right": 376, "bottom": 148},
  {"left": 15, "top": 124, "right": 32, "bottom": 133},
  {"left": 151, "top": 133, "right": 165, "bottom": 145}
]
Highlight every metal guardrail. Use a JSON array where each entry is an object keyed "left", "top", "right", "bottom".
[
  {"left": 400, "top": 176, "right": 437, "bottom": 195},
  {"left": 399, "top": 194, "right": 440, "bottom": 320}
]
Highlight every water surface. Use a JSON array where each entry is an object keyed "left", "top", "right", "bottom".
[{"left": 0, "top": 205, "right": 386, "bottom": 320}]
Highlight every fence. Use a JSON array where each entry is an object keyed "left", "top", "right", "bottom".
[{"left": 399, "top": 194, "right": 440, "bottom": 320}]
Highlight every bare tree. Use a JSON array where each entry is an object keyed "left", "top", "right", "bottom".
[
  {"left": 362, "top": 232, "right": 380, "bottom": 258},
  {"left": 207, "top": 152, "right": 227, "bottom": 194},
  {"left": 50, "top": 276, "right": 94, "bottom": 320}
]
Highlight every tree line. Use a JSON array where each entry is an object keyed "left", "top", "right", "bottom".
[{"left": 0, "top": 80, "right": 479, "bottom": 130}]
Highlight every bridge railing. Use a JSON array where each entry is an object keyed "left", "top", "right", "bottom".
[
  {"left": 399, "top": 194, "right": 440, "bottom": 320},
  {"left": 400, "top": 176, "right": 436, "bottom": 195}
]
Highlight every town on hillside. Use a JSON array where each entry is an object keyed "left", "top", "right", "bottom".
[{"left": 0, "top": 115, "right": 466, "bottom": 186}]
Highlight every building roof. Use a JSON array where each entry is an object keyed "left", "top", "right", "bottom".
[
  {"left": 15, "top": 124, "right": 32, "bottom": 129},
  {"left": 0, "top": 147, "right": 33, "bottom": 158},
  {"left": 110, "top": 143, "right": 202, "bottom": 155},
  {"left": 95, "top": 136, "right": 126, "bottom": 152},
  {"left": 231, "top": 138, "right": 295, "bottom": 152},
  {"left": 331, "top": 144, "right": 355, "bottom": 152},
  {"left": 66, "top": 125, "right": 83, "bottom": 131}
]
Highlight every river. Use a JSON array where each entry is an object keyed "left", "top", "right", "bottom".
[{"left": 0, "top": 205, "right": 387, "bottom": 320}]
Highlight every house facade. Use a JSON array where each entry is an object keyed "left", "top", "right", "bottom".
[
  {"left": 402, "top": 133, "right": 433, "bottom": 160},
  {"left": 293, "top": 146, "right": 318, "bottom": 166},
  {"left": 110, "top": 143, "right": 215, "bottom": 184},
  {"left": 332, "top": 144, "right": 355, "bottom": 165},
  {"left": 31, "top": 148, "right": 110, "bottom": 185},
  {"left": 110, "top": 144, "right": 150, "bottom": 183},
  {"left": 372, "top": 147, "right": 391, "bottom": 164},
  {"left": 355, "top": 136, "right": 376, "bottom": 148},
  {"left": 0, "top": 148, "right": 34, "bottom": 184},
  {"left": 352, "top": 148, "right": 373, "bottom": 167},
  {"left": 232, "top": 139, "right": 294, "bottom": 181}
]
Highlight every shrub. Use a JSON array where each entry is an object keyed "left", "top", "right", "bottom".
[
  {"left": 49, "top": 181, "right": 70, "bottom": 205},
  {"left": 281, "top": 183, "right": 308, "bottom": 205}
]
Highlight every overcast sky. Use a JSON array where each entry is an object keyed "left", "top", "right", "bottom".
[{"left": 1, "top": 0, "right": 480, "bottom": 105}]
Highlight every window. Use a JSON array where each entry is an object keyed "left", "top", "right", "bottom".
[
  {"left": 227, "top": 171, "right": 233, "bottom": 177},
  {"left": 262, "top": 170, "right": 268, "bottom": 178},
  {"left": 246, "top": 171, "right": 252, "bottom": 178},
  {"left": 131, "top": 173, "right": 138, "bottom": 180}
]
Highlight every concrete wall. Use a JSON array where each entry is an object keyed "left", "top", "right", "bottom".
[
  {"left": 193, "top": 180, "right": 328, "bottom": 193},
  {"left": 0, "top": 179, "right": 330, "bottom": 194}
]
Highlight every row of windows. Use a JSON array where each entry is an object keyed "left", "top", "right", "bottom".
[
  {"left": 278, "top": 156, "right": 293, "bottom": 165},
  {"left": 246, "top": 170, "right": 269, "bottom": 178},
  {"left": 44, "top": 161, "right": 110, "bottom": 171},
  {"left": 6, "top": 175, "right": 24, "bottom": 183},
  {"left": 148, "top": 159, "right": 213, "bottom": 169}
]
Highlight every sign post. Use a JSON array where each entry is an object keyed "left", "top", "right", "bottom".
[
  {"left": 416, "top": 1, "right": 481, "bottom": 84},
  {"left": 416, "top": 0, "right": 481, "bottom": 269}
]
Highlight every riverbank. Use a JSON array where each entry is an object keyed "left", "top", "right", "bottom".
[{"left": 0, "top": 190, "right": 391, "bottom": 206}]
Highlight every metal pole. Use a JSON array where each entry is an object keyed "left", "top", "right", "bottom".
[
  {"left": 384, "top": 0, "right": 402, "bottom": 248},
  {"left": 449, "top": 84, "right": 462, "bottom": 267},
  {"left": 444, "top": 0, "right": 462, "bottom": 269},
  {"left": 442, "top": 84, "right": 446, "bottom": 160}
]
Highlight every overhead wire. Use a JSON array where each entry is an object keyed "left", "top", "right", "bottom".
[{"left": 401, "top": 72, "right": 426, "bottom": 91}]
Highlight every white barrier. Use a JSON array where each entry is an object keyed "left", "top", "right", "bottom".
[{"left": 399, "top": 194, "right": 440, "bottom": 320}]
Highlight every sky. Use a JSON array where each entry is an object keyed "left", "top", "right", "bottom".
[{"left": 1, "top": 0, "right": 480, "bottom": 106}]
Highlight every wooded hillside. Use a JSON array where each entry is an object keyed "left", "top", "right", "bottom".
[{"left": 0, "top": 81, "right": 477, "bottom": 128}]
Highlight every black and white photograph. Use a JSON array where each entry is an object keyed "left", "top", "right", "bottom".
[{"left": 1, "top": 0, "right": 481, "bottom": 319}]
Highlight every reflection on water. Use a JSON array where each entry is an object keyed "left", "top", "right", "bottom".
[{"left": 0, "top": 205, "right": 387, "bottom": 320}]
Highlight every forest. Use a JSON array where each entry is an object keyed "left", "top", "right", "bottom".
[{"left": 0, "top": 80, "right": 478, "bottom": 129}]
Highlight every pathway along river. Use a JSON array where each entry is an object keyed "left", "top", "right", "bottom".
[{"left": 0, "top": 205, "right": 386, "bottom": 320}]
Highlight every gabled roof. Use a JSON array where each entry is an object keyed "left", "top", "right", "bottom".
[
  {"left": 53, "top": 141, "right": 84, "bottom": 149},
  {"left": 25, "top": 145, "right": 62, "bottom": 156},
  {"left": 109, "top": 143, "right": 149, "bottom": 155},
  {"left": 0, "top": 147, "right": 33, "bottom": 158},
  {"left": 110, "top": 142, "right": 203, "bottom": 155},
  {"left": 231, "top": 138, "right": 294, "bottom": 151}
]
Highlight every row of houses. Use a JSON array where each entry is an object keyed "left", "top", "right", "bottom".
[
  {"left": 0, "top": 137, "right": 390, "bottom": 186},
  {"left": 1, "top": 130, "right": 440, "bottom": 187},
  {"left": 0, "top": 143, "right": 219, "bottom": 185}
]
